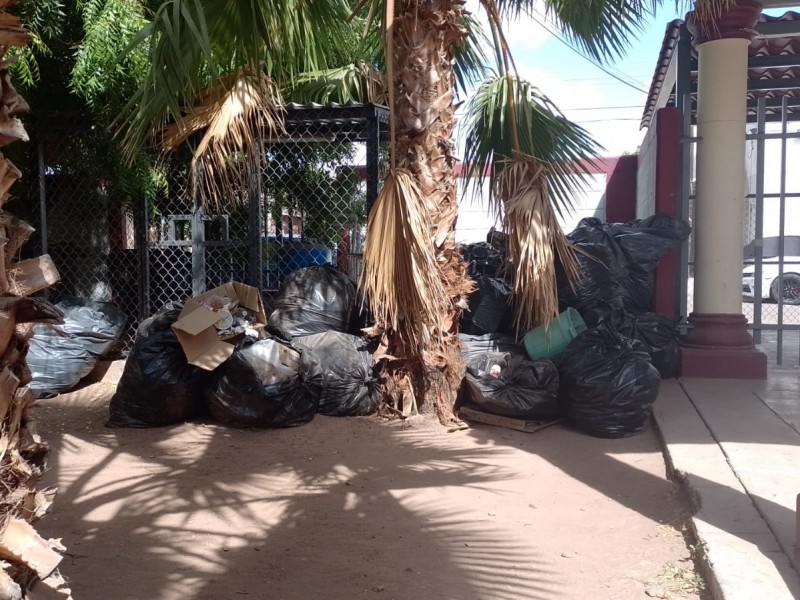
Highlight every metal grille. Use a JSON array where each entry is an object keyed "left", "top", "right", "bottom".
[
  {"left": 679, "top": 95, "right": 800, "bottom": 366},
  {"left": 23, "top": 104, "right": 388, "bottom": 350},
  {"left": 6, "top": 120, "right": 144, "bottom": 351}
]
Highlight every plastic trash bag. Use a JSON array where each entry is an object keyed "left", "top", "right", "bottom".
[
  {"left": 609, "top": 214, "right": 692, "bottom": 273},
  {"left": 461, "top": 242, "right": 507, "bottom": 279},
  {"left": 559, "top": 324, "right": 661, "bottom": 438},
  {"left": 557, "top": 242, "right": 624, "bottom": 314},
  {"left": 584, "top": 308, "right": 680, "bottom": 379},
  {"left": 464, "top": 276, "right": 513, "bottom": 334},
  {"left": 240, "top": 339, "right": 300, "bottom": 386},
  {"left": 459, "top": 333, "right": 523, "bottom": 362},
  {"left": 461, "top": 353, "right": 560, "bottom": 420},
  {"left": 293, "top": 331, "right": 380, "bottom": 416},
  {"left": 207, "top": 342, "right": 317, "bottom": 428},
  {"left": 28, "top": 329, "right": 95, "bottom": 398},
  {"left": 566, "top": 215, "right": 690, "bottom": 313},
  {"left": 29, "top": 298, "right": 128, "bottom": 397},
  {"left": 137, "top": 302, "right": 184, "bottom": 339},
  {"left": 268, "top": 265, "right": 356, "bottom": 339},
  {"left": 55, "top": 298, "right": 128, "bottom": 355},
  {"left": 107, "top": 330, "right": 211, "bottom": 428}
]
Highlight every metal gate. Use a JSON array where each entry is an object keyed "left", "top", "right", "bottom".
[
  {"left": 25, "top": 104, "right": 388, "bottom": 349},
  {"left": 679, "top": 96, "right": 800, "bottom": 367}
]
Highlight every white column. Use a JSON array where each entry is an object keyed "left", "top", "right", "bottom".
[{"left": 693, "top": 37, "right": 750, "bottom": 315}]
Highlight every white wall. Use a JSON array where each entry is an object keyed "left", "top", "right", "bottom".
[
  {"left": 455, "top": 173, "right": 608, "bottom": 244},
  {"left": 636, "top": 114, "right": 658, "bottom": 219}
]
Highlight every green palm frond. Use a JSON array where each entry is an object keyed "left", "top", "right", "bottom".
[
  {"left": 462, "top": 75, "right": 602, "bottom": 220},
  {"left": 290, "top": 61, "right": 386, "bottom": 105},
  {"left": 454, "top": 10, "right": 491, "bottom": 100},
  {"left": 490, "top": 0, "right": 652, "bottom": 62},
  {"left": 119, "top": 0, "right": 351, "bottom": 159}
]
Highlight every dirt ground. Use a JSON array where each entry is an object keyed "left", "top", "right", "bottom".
[{"left": 33, "top": 381, "right": 707, "bottom": 600}]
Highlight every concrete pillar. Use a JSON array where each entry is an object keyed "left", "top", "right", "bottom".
[
  {"left": 681, "top": 0, "right": 767, "bottom": 379},
  {"left": 693, "top": 38, "right": 750, "bottom": 315}
]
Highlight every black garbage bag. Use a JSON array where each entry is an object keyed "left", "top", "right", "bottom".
[
  {"left": 566, "top": 215, "right": 691, "bottom": 313},
  {"left": 268, "top": 265, "right": 356, "bottom": 339},
  {"left": 29, "top": 298, "right": 128, "bottom": 397},
  {"left": 208, "top": 341, "right": 317, "bottom": 428},
  {"left": 559, "top": 324, "right": 661, "bottom": 438},
  {"left": 459, "top": 333, "right": 523, "bottom": 362},
  {"left": 609, "top": 214, "right": 692, "bottom": 273},
  {"left": 557, "top": 242, "right": 624, "bottom": 314},
  {"left": 464, "top": 276, "right": 513, "bottom": 334},
  {"left": 567, "top": 218, "right": 630, "bottom": 269},
  {"left": 461, "top": 353, "right": 560, "bottom": 420},
  {"left": 137, "top": 302, "right": 184, "bottom": 338},
  {"left": 583, "top": 308, "right": 680, "bottom": 378},
  {"left": 293, "top": 331, "right": 380, "bottom": 416},
  {"left": 461, "top": 242, "right": 506, "bottom": 279},
  {"left": 107, "top": 330, "right": 212, "bottom": 428}
]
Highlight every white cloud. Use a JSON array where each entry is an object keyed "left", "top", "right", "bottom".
[{"left": 464, "top": 0, "right": 552, "bottom": 56}]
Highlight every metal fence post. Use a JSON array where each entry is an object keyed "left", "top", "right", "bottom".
[
  {"left": 248, "top": 155, "right": 263, "bottom": 290},
  {"left": 137, "top": 194, "right": 151, "bottom": 319},
  {"left": 37, "top": 137, "right": 48, "bottom": 257},
  {"left": 366, "top": 111, "right": 380, "bottom": 215},
  {"left": 192, "top": 207, "right": 206, "bottom": 296}
]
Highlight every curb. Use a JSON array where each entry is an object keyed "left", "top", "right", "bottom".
[{"left": 653, "top": 380, "right": 800, "bottom": 600}]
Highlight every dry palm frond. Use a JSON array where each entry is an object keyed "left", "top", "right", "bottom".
[
  {"left": 160, "top": 71, "right": 284, "bottom": 209},
  {"left": 495, "top": 157, "right": 579, "bottom": 333},
  {"left": 360, "top": 168, "right": 448, "bottom": 356}
]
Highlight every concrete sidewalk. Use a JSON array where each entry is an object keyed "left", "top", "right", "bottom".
[{"left": 654, "top": 374, "right": 800, "bottom": 599}]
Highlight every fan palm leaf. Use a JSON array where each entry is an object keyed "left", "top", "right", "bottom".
[
  {"left": 159, "top": 70, "right": 284, "bottom": 208},
  {"left": 462, "top": 75, "right": 602, "bottom": 218},
  {"left": 119, "top": 0, "right": 351, "bottom": 160}
]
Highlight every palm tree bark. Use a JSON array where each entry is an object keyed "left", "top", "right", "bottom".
[{"left": 385, "top": 0, "right": 472, "bottom": 423}]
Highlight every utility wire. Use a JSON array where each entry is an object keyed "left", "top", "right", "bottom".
[
  {"left": 529, "top": 10, "right": 649, "bottom": 95},
  {"left": 562, "top": 104, "right": 642, "bottom": 111},
  {"left": 573, "top": 117, "right": 642, "bottom": 123}
]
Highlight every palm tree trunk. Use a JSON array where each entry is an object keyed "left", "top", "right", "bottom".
[{"left": 386, "top": 0, "right": 471, "bottom": 423}]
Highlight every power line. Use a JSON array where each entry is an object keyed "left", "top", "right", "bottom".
[
  {"left": 529, "top": 10, "right": 649, "bottom": 95},
  {"left": 562, "top": 105, "right": 642, "bottom": 111},
  {"left": 573, "top": 117, "right": 642, "bottom": 123}
]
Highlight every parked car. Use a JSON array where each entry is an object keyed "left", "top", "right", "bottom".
[{"left": 743, "top": 257, "right": 800, "bottom": 304}]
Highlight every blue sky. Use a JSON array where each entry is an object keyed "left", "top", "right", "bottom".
[{"left": 457, "top": 3, "right": 799, "bottom": 158}]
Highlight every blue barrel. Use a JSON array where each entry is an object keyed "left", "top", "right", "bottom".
[{"left": 277, "top": 243, "right": 333, "bottom": 281}]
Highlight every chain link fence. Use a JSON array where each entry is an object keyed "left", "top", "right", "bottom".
[{"left": 16, "top": 104, "right": 388, "bottom": 350}]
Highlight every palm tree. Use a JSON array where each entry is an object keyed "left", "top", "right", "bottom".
[{"left": 119, "top": 0, "right": 725, "bottom": 424}]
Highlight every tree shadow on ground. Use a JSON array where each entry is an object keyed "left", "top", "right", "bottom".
[
  {"left": 465, "top": 417, "right": 800, "bottom": 594},
  {"left": 34, "top": 388, "right": 561, "bottom": 600}
]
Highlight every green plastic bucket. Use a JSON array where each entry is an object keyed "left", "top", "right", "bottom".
[{"left": 523, "top": 307, "right": 587, "bottom": 361}]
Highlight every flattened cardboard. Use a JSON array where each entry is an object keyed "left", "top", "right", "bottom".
[
  {"left": 172, "top": 281, "right": 267, "bottom": 371},
  {"left": 8, "top": 254, "right": 60, "bottom": 296}
]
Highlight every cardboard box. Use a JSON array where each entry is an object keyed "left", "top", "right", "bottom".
[{"left": 171, "top": 281, "right": 267, "bottom": 370}]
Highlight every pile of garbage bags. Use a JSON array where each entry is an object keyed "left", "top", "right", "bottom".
[
  {"left": 456, "top": 216, "right": 690, "bottom": 438},
  {"left": 29, "top": 297, "right": 128, "bottom": 398},
  {"left": 108, "top": 266, "right": 379, "bottom": 430},
  {"left": 101, "top": 212, "right": 688, "bottom": 439}
]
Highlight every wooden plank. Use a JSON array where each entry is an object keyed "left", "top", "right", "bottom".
[{"left": 458, "top": 406, "right": 561, "bottom": 434}]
